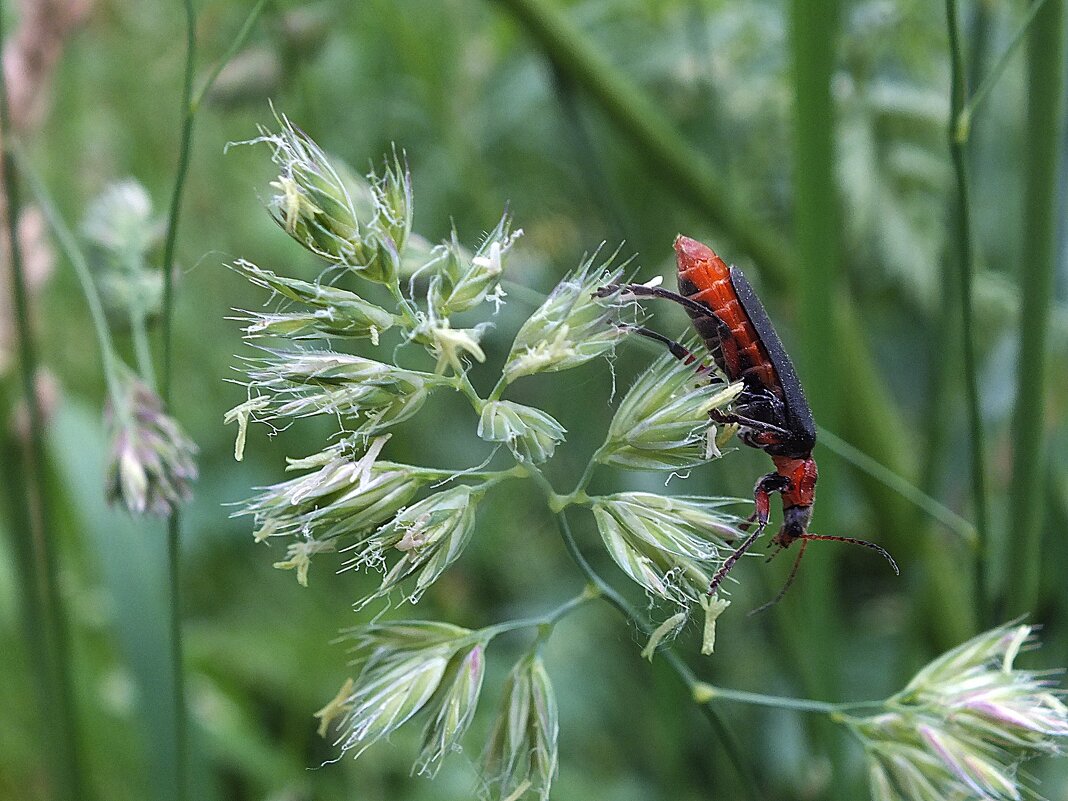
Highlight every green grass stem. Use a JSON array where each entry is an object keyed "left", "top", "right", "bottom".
[
  {"left": 787, "top": 6, "right": 850, "bottom": 793},
  {"left": 160, "top": 0, "right": 197, "bottom": 405},
  {"left": 958, "top": 0, "right": 1050, "bottom": 143},
  {"left": 15, "top": 147, "right": 124, "bottom": 401},
  {"left": 158, "top": 4, "right": 270, "bottom": 793},
  {"left": 946, "top": 0, "right": 992, "bottom": 624},
  {"left": 788, "top": 0, "right": 843, "bottom": 688},
  {"left": 1005, "top": 0, "right": 1066, "bottom": 617},
  {"left": 818, "top": 428, "right": 975, "bottom": 545},
  {"left": 549, "top": 503, "right": 762, "bottom": 799}
]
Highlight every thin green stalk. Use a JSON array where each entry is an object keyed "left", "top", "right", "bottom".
[
  {"left": 160, "top": 0, "right": 196, "bottom": 404},
  {"left": 527, "top": 465, "right": 877, "bottom": 796},
  {"left": 914, "top": 266, "right": 977, "bottom": 648},
  {"left": 958, "top": 0, "right": 1050, "bottom": 142},
  {"left": 158, "top": 4, "right": 273, "bottom": 794},
  {"left": 487, "top": 374, "right": 508, "bottom": 401},
  {"left": 946, "top": 0, "right": 991, "bottom": 624},
  {"left": 965, "top": 0, "right": 995, "bottom": 106},
  {"left": 480, "top": 588, "right": 596, "bottom": 638},
  {"left": 189, "top": 0, "right": 270, "bottom": 111},
  {"left": 160, "top": 0, "right": 271, "bottom": 373},
  {"left": 789, "top": 0, "right": 843, "bottom": 707},
  {"left": 166, "top": 513, "right": 186, "bottom": 801},
  {"left": 453, "top": 371, "right": 485, "bottom": 409},
  {"left": 0, "top": 37, "right": 84, "bottom": 801},
  {"left": 781, "top": 11, "right": 854, "bottom": 794},
  {"left": 1005, "top": 0, "right": 1066, "bottom": 617},
  {"left": 16, "top": 147, "right": 124, "bottom": 402},
  {"left": 160, "top": 4, "right": 196, "bottom": 799},
  {"left": 567, "top": 442, "right": 609, "bottom": 501},
  {"left": 692, "top": 683, "right": 872, "bottom": 716},
  {"left": 818, "top": 428, "right": 976, "bottom": 545}
]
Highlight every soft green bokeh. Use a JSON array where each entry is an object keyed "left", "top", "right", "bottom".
[{"left": 3, "top": 1, "right": 1067, "bottom": 801}]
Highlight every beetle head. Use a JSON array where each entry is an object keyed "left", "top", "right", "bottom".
[{"left": 771, "top": 503, "right": 813, "bottom": 549}]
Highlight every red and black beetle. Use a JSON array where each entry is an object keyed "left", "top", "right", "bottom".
[{"left": 605, "top": 235, "right": 897, "bottom": 605}]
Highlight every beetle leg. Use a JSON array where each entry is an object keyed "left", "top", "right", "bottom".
[
  {"left": 751, "top": 471, "right": 790, "bottom": 528},
  {"left": 600, "top": 282, "right": 740, "bottom": 378},
  {"left": 619, "top": 325, "right": 716, "bottom": 375},
  {"left": 708, "top": 525, "right": 765, "bottom": 596},
  {"left": 710, "top": 409, "right": 792, "bottom": 438},
  {"left": 598, "top": 283, "right": 714, "bottom": 319},
  {"left": 706, "top": 474, "right": 794, "bottom": 593}
]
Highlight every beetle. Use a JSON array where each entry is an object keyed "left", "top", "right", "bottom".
[{"left": 603, "top": 235, "right": 897, "bottom": 605}]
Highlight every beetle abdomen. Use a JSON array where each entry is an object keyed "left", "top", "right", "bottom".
[{"left": 675, "top": 236, "right": 778, "bottom": 392}]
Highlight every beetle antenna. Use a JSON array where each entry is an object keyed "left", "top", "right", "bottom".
[
  {"left": 749, "top": 540, "right": 808, "bottom": 616},
  {"left": 708, "top": 524, "right": 766, "bottom": 595},
  {"left": 800, "top": 533, "right": 900, "bottom": 575}
]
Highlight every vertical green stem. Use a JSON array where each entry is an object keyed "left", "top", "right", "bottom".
[
  {"left": 160, "top": 3, "right": 196, "bottom": 800},
  {"left": 946, "top": 0, "right": 992, "bottom": 624},
  {"left": 789, "top": 0, "right": 843, "bottom": 614},
  {"left": 166, "top": 513, "right": 186, "bottom": 801},
  {"left": 1005, "top": 0, "right": 1066, "bottom": 617},
  {"left": 0, "top": 16, "right": 84, "bottom": 801},
  {"left": 160, "top": 0, "right": 196, "bottom": 404},
  {"left": 788, "top": 4, "right": 849, "bottom": 794},
  {"left": 154, "top": 6, "right": 268, "bottom": 794}
]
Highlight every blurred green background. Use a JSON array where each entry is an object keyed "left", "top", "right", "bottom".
[{"left": 3, "top": 0, "right": 1068, "bottom": 799}]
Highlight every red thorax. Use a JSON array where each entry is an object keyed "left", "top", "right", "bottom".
[{"left": 771, "top": 455, "right": 818, "bottom": 510}]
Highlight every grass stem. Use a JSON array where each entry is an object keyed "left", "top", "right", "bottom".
[
  {"left": 158, "top": 6, "right": 272, "bottom": 790},
  {"left": 548, "top": 504, "right": 762, "bottom": 800},
  {"left": 160, "top": 3, "right": 197, "bottom": 798},
  {"left": 959, "top": 0, "right": 1050, "bottom": 141},
  {"left": 16, "top": 147, "right": 125, "bottom": 401},
  {"left": 946, "top": 0, "right": 992, "bottom": 624},
  {"left": 1005, "top": 0, "right": 1066, "bottom": 617},
  {"left": 788, "top": 0, "right": 843, "bottom": 699}
]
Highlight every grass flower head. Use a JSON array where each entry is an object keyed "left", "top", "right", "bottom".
[
  {"left": 105, "top": 371, "right": 198, "bottom": 517},
  {"left": 848, "top": 623, "right": 1068, "bottom": 801}
]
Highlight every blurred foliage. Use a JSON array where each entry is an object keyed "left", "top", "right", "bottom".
[{"left": 2, "top": 0, "right": 1068, "bottom": 800}]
